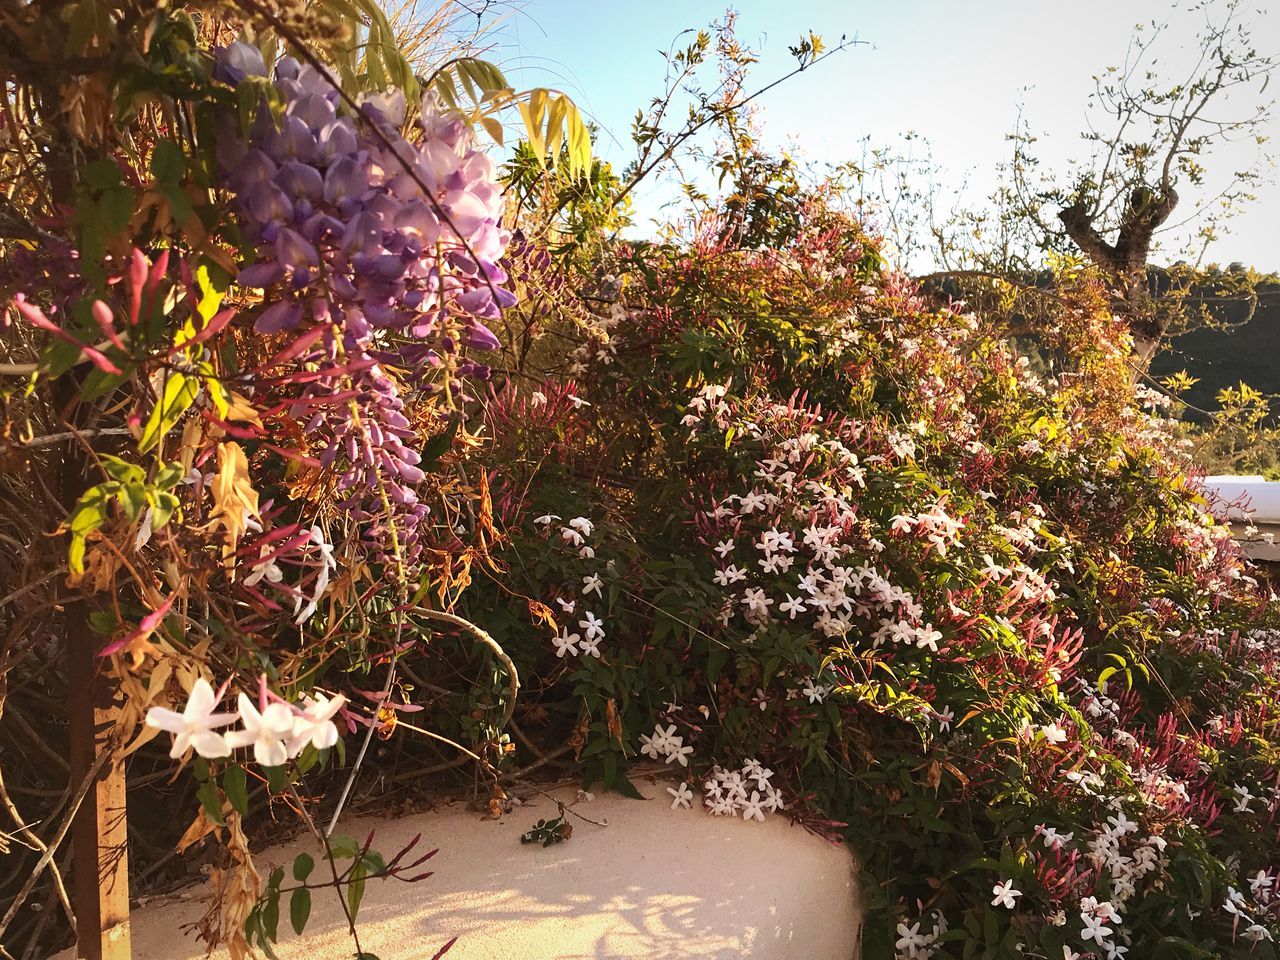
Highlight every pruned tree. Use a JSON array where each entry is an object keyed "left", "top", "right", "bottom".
[
  {"left": 1007, "top": 0, "right": 1274, "bottom": 366},
  {"left": 841, "top": 1, "right": 1274, "bottom": 374}
]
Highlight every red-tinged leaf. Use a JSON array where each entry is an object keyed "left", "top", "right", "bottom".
[
  {"left": 408, "top": 871, "right": 438, "bottom": 884},
  {"left": 99, "top": 593, "right": 175, "bottom": 656},
  {"left": 289, "top": 389, "right": 360, "bottom": 408},
  {"left": 239, "top": 531, "right": 311, "bottom": 569},
  {"left": 198, "top": 408, "right": 265, "bottom": 439},
  {"left": 384, "top": 835, "right": 421, "bottom": 871},
  {"left": 240, "top": 581, "right": 285, "bottom": 611},
  {"left": 430, "top": 937, "right": 457, "bottom": 960},
  {"left": 14, "top": 295, "right": 123, "bottom": 375},
  {"left": 237, "top": 523, "right": 304, "bottom": 550},
  {"left": 254, "top": 326, "right": 328, "bottom": 372},
  {"left": 172, "top": 308, "right": 236, "bottom": 354},
  {"left": 262, "top": 444, "right": 322, "bottom": 469},
  {"left": 146, "top": 249, "right": 170, "bottom": 295}
]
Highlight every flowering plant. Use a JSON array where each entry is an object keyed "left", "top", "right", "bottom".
[
  {"left": 466, "top": 195, "right": 1280, "bottom": 958},
  {"left": 3, "top": 7, "right": 1280, "bottom": 960}
]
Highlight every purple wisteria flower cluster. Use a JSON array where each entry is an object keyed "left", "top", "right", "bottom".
[{"left": 212, "top": 42, "right": 514, "bottom": 568}]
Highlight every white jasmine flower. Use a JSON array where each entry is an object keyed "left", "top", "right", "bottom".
[
  {"left": 579, "top": 611, "right": 605, "bottom": 641},
  {"left": 145, "top": 678, "right": 238, "bottom": 759},
  {"left": 295, "top": 525, "right": 337, "bottom": 624},
  {"left": 1041, "top": 722, "right": 1068, "bottom": 744},
  {"left": 243, "top": 544, "right": 284, "bottom": 588},
  {"left": 741, "top": 791, "right": 767, "bottom": 822},
  {"left": 1079, "top": 912, "right": 1112, "bottom": 943},
  {"left": 1039, "top": 826, "right": 1074, "bottom": 849},
  {"left": 934, "top": 706, "right": 955, "bottom": 732},
  {"left": 991, "top": 880, "right": 1021, "bottom": 909},
  {"left": 779, "top": 594, "right": 807, "bottom": 619},
  {"left": 225, "top": 694, "right": 295, "bottom": 768},
  {"left": 667, "top": 782, "right": 694, "bottom": 809},
  {"left": 801, "top": 681, "right": 827, "bottom": 704},
  {"left": 582, "top": 573, "right": 604, "bottom": 597},
  {"left": 552, "top": 629, "right": 581, "bottom": 658},
  {"left": 1249, "top": 870, "right": 1273, "bottom": 897},
  {"left": 1233, "top": 784, "right": 1255, "bottom": 812},
  {"left": 665, "top": 740, "right": 693, "bottom": 767},
  {"left": 895, "top": 921, "right": 930, "bottom": 956},
  {"left": 287, "top": 692, "right": 345, "bottom": 754}
]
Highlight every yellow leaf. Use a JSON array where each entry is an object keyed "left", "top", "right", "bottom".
[
  {"left": 479, "top": 115, "right": 505, "bottom": 146},
  {"left": 176, "top": 806, "right": 220, "bottom": 853},
  {"left": 224, "top": 391, "right": 263, "bottom": 427},
  {"left": 210, "top": 441, "right": 258, "bottom": 570}
]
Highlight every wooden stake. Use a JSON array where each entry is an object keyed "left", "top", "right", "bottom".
[{"left": 67, "top": 598, "right": 132, "bottom": 960}]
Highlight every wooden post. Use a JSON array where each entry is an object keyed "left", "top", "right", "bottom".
[{"left": 67, "top": 598, "right": 132, "bottom": 960}]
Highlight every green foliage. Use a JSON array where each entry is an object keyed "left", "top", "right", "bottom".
[
  {"left": 520, "top": 817, "right": 571, "bottom": 847},
  {"left": 67, "top": 457, "right": 183, "bottom": 573}
]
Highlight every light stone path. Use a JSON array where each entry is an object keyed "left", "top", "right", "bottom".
[{"left": 60, "top": 780, "right": 861, "bottom": 959}]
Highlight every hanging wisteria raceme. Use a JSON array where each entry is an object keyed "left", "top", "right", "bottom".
[{"left": 213, "top": 42, "right": 514, "bottom": 568}]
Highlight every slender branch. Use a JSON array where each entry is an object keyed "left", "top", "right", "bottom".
[
  {"left": 609, "top": 37, "right": 864, "bottom": 214},
  {"left": 411, "top": 605, "right": 519, "bottom": 732},
  {"left": 0, "top": 745, "right": 111, "bottom": 941}
]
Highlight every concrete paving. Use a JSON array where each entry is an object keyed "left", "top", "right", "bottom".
[{"left": 61, "top": 779, "right": 862, "bottom": 959}]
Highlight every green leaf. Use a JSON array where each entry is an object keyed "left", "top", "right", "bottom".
[
  {"left": 119, "top": 482, "right": 147, "bottom": 521},
  {"left": 222, "top": 765, "right": 249, "bottom": 817},
  {"left": 162, "top": 183, "right": 194, "bottom": 226},
  {"left": 195, "top": 779, "right": 225, "bottom": 826},
  {"left": 420, "top": 417, "right": 459, "bottom": 467},
  {"left": 88, "top": 611, "right": 117, "bottom": 634},
  {"left": 138, "top": 372, "right": 198, "bottom": 453},
  {"left": 154, "top": 462, "right": 186, "bottom": 489},
  {"left": 289, "top": 888, "right": 311, "bottom": 935},
  {"left": 347, "top": 861, "right": 367, "bottom": 921},
  {"left": 292, "top": 852, "right": 315, "bottom": 882},
  {"left": 82, "top": 158, "right": 122, "bottom": 191},
  {"left": 150, "top": 491, "right": 180, "bottom": 529},
  {"left": 99, "top": 186, "right": 135, "bottom": 235},
  {"left": 99, "top": 454, "right": 145, "bottom": 484},
  {"left": 262, "top": 886, "right": 280, "bottom": 941},
  {"left": 328, "top": 835, "right": 360, "bottom": 859},
  {"left": 68, "top": 483, "right": 117, "bottom": 574},
  {"left": 611, "top": 773, "right": 645, "bottom": 800},
  {"left": 150, "top": 140, "right": 185, "bottom": 183},
  {"left": 263, "top": 764, "right": 288, "bottom": 794}
]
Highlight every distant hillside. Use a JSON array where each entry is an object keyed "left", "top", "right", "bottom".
[{"left": 1148, "top": 279, "right": 1280, "bottom": 417}]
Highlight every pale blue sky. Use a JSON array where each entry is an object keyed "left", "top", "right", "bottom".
[{"left": 475, "top": 0, "right": 1279, "bottom": 271}]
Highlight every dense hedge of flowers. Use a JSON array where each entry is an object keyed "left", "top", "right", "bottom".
[
  {"left": 462, "top": 204, "right": 1280, "bottom": 958},
  {"left": 4, "top": 11, "right": 1280, "bottom": 960}
]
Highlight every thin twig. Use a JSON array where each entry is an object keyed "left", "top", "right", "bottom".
[
  {"left": 411, "top": 606, "right": 519, "bottom": 731},
  {"left": 0, "top": 745, "right": 111, "bottom": 941},
  {"left": 0, "top": 767, "right": 75, "bottom": 936}
]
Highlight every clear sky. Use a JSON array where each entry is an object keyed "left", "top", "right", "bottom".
[{"left": 475, "top": 0, "right": 1279, "bottom": 272}]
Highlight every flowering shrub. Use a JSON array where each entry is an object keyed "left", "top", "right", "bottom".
[
  {"left": 3, "top": 8, "right": 1280, "bottom": 960},
  {"left": 465, "top": 202, "right": 1280, "bottom": 958}
]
